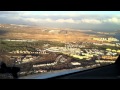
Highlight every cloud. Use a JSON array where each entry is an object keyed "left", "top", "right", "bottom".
[
  {"left": 56, "top": 18, "right": 77, "bottom": 23},
  {"left": 22, "top": 18, "right": 77, "bottom": 24},
  {"left": 103, "top": 17, "right": 120, "bottom": 24},
  {"left": 0, "top": 11, "right": 120, "bottom": 31},
  {"left": 0, "top": 11, "right": 114, "bottom": 24},
  {"left": 22, "top": 18, "right": 54, "bottom": 23},
  {"left": 45, "top": 18, "right": 54, "bottom": 22},
  {"left": 24, "top": 18, "right": 39, "bottom": 22},
  {"left": 19, "top": 17, "right": 102, "bottom": 24},
  {"left": 0, "top": 11, "right": 18, "bottom": 15},
  {"left": 80, "top": 19, "right": 102, "bottom": 24}
]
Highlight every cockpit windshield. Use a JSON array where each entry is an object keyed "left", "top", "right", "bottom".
[{"left": 0, "top": 11, "right": 120, "bottom": 79}]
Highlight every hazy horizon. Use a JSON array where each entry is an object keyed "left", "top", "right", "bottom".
[{"left": 0, "top": 11, "right": 120, "bottom": 31}]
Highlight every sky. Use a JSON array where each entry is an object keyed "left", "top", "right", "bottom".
[{"left": 0, "top": 11, "right": 120, "bottom": 31}]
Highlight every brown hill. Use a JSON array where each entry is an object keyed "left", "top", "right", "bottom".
[{"left": 0, "top": 24, "right": 97, "bottom": 43}]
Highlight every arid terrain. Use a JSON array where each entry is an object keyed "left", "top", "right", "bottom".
[{"left": 0, "top": 24, "right": 98, "bottom": 43}]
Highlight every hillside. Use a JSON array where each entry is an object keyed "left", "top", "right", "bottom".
[{"left": 0, "top": 24, "right": 97, "bottom": 43}]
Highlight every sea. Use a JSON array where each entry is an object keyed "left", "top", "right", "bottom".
[{"left": 113, "top": 33, "right": 120, "bottom": 41}]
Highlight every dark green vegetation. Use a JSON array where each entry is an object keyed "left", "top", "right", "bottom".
[
  {"left": 0, "top": 39, "right": 65, "bottom": 53},
  {"left": 97, "top": 45, "right": 120, "bottom": 50},
  {"left": 83, "top": 43, "right": 120, "bottom": 50}
]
